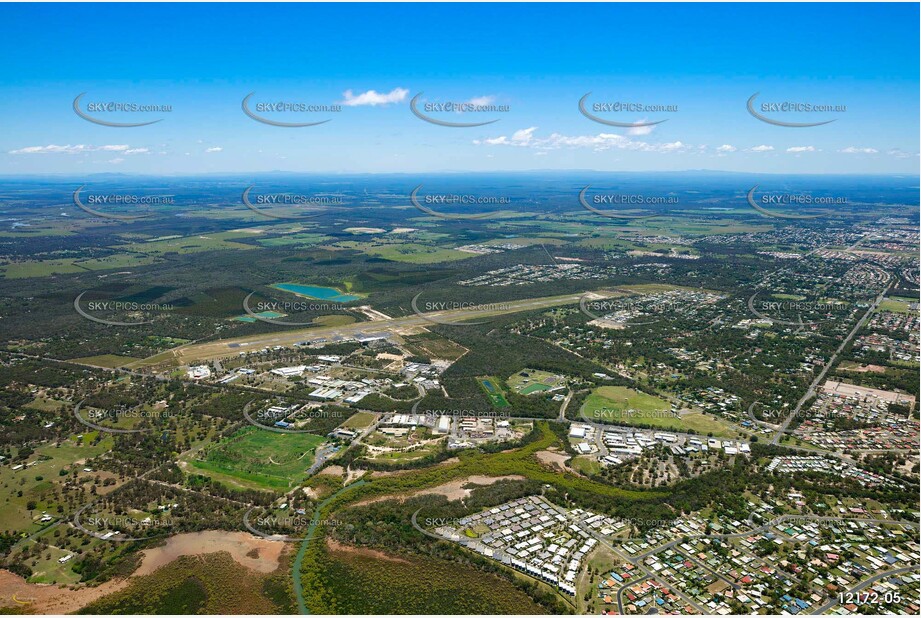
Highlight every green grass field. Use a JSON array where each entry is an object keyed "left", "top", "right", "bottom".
[
  {"left": 878, "top": 297, "right": 917, "bottom": 315},
  {"left": 508, "top": 369, "right": 565, "bottom": 395},
  {"left": 571, "top": 455, "right": 602, "bottom": 476},
  {"left": 311, "top": 315, "right": 357, "bottom": 327},
  {"left": 71, "top": 354, "right": 137, "bottom": 368},
  {"left": 581, "top": 386, "right": 734, "bottom": 436},
  {"left": 342, "top": 412, "right": 376, "bottom": 430},
  {"left": 190, "top": 427, "right": 324, "bottom": 491},
  {"left": 582, "top": 386, "right": 669, "bottom": 415}
]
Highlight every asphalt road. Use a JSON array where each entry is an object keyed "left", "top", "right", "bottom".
[{"left": 771, "top": 282, "right": 893, "bottom": 445}]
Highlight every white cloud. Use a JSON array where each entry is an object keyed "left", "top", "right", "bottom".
[
  {"left": 476, "top": 126, "right": 537, "bottom": 147},
  {"left": 341, "top": 87, "right": 408, "bottom": 107},
  {"left": 107, "top": 158, "right": 124, "bottom": 164},
  {"left": 716, "top": 145, "right": 736, "bottom": 152},
  {"left": 205, "top": 147, "right": 223, "bottom": 153},
  {"left": 473, "top": 127, "right": 690, "bottom": 153},
  {"left": 12, "top": 145, "right": 78, "bottom": 154},
  {"left": 786, "top": 146, "right": 816, "bottom": 153},
  {"left": 467, "top": 95, "right": 495, "bottom": 106},
  {"left": 626, "top": 121, "right": 655, "bottom": 136},
  {"left": 747, "top": 145, "right": 774, "bottom": 152},
  {"left": 510, "top": 127, "right": 537, "bottom": 145},
  {"left": 839, "top": 146, "right": 878, "bottom": 154},
  {"left": 8, "top": 144, "right": 147, "bottom": 155},
  {"left": 887, "top": 148, "right": 918, "bottom": 159}
]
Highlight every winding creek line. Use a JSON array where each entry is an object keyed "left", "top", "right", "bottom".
[{"left": 292, "top": 480, "right": 367, "bottom": 614}]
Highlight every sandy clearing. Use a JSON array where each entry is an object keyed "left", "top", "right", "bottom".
[
  {"left": 414, "top": 475, "right": 526, "bottom": 501},
  {"left": 344, "top": 467, "right": 365, "bottom": 485},
  {"left": 536, "top": 448, "right": 571, "bottom": 470},
  {"left": 352, "top": 474, "right": 525, "bottom": 507},
  {"left": 134, "top": 530, "right": 284, "bottom": 576},
  {"left": 0, "top": 531, "right": 285, "bottom": 614}
]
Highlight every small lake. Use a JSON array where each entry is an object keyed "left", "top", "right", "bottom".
[{"left": 272, "top": 283, "right": 360, "bottom": 302}]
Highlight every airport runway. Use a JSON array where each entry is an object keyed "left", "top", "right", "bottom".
[{"left": 157, "top": 290, "right": 615, "bottom": 365}]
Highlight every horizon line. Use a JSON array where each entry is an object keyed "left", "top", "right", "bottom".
[{"left": 1, "top": 169, "right": 919, "bottom": 179}]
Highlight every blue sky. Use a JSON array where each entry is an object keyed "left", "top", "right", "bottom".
[{"left": 0, "top": 2, "right": 918, "bottom": 175}]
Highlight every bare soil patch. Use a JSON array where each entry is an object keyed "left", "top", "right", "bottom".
[
  {"left": 0, "top": 531, "right": 285, "bottom": 614},
  {"left": 134, "top": 531, "right": 284, "bottom": 576},
  {"left": 536, "top": 448, "right": 572, "bottom": 471},
  {"left": 0, "top": 569, "right": 128, "bottom": 615},
  {"left": 352, "top": 474, "right": 524, "bottom": 507}
]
